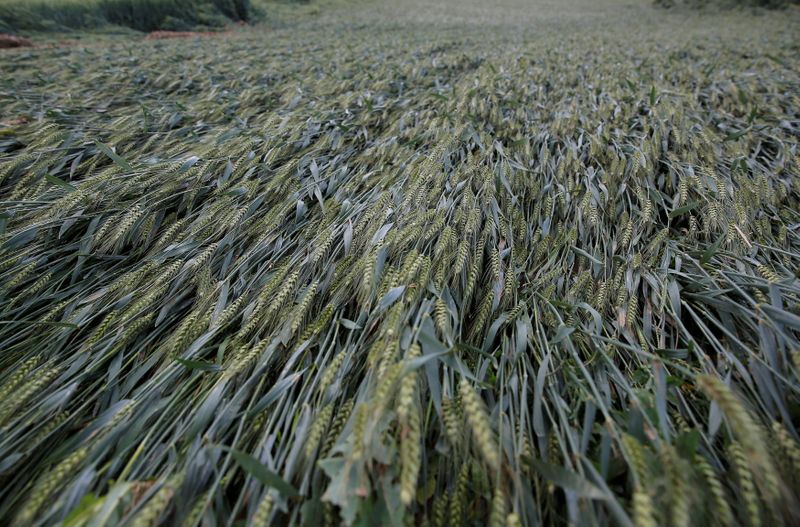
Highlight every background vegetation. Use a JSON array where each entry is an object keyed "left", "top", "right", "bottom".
[{"left": 0, "top": 0, "right": 251, "bottom": 33}]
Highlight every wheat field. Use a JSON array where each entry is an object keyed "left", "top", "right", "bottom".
[{"left": 0, "top": 0, "right": 799, "bottom": 525}]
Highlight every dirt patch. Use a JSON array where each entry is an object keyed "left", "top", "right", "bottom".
[
  {"left": 0, "top": 34, "right": 33, "bottom": 49},
  {"left": 145, "top": 30, "right": 226, "bottom": 40},
  {"left": 0, "top": 117, "right": 30, "bottom": 127},
  {"left": 56, "top": 39, "right": 82, "bottom": 48}
]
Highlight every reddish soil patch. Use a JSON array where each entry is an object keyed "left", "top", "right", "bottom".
[
  {"left": 0, "top": 34, "right": 33, "bottom": 49},
  {"left": 146, "top": 30, "right": 225, "bottom": 40},
  {"left": 0, "top": 117, "right": 30, "bottom": 126}
]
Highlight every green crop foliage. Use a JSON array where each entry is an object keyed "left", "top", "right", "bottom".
[{"left": 0, "top": 0, "right": 799, "bottom": 525}]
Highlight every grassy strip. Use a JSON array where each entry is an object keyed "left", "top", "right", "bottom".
[{"left": 655, "top": 0, "right": 799, "bottom": 8}]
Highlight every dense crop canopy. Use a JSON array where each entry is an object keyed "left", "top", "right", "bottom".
[{"left": 0, "top": 1, "right": 799, "bottom": 525}]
